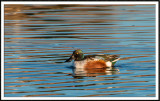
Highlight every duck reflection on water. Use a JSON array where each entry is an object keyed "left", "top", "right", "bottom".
[{"left": 72, "top": 66, "right": 119, "bottom": 78}]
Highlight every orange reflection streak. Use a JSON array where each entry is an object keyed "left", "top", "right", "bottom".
[
  {"left": 24, "top": 93, "right": 64, "bottom": 97},
  {"left": 147, "top": 94, "right": 155, "bottom": 96},
  {"left": 133, "top": 74, "right": 155, "bottom": 77},
  {"left": 120, "top": 55, "right": 151, "bottom": 60},
  {"left": 5, "top": 79, "right": 47, "bottom": 84},
  {"left": 82, "top": 93, "right": 117, "bottom": 97}
]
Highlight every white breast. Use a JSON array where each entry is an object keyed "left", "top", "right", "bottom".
[{"left": 74, "top": 60, "right": 88, "bottom": 68}]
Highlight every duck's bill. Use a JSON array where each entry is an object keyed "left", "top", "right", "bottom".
[{"left": 65, "top": 55, "right": 74, "bottom": 62}]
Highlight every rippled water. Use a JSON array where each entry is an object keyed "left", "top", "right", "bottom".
[{"left": 3, "top": 4, "right": 156, "bottom": 97}]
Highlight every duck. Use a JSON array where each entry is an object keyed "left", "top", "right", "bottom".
[{"left": 65, "top": 49, "right": 120, "bottom": 70}]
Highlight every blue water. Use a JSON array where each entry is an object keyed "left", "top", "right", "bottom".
[{"left": 4, "top": 4, "right": 156, "bottom": 97}]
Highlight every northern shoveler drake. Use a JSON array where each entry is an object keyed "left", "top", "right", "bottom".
[{"left": 65, "top": 49, "right": 120, "bottom": 70}]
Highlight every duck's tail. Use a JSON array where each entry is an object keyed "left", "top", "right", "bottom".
[
  {"left": 112, "top": 57, "right": 121, "bottom": 66},
  {"left": 112, "top": 57, "right": 121, "bottom": 62}
]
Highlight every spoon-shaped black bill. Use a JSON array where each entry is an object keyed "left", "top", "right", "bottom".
[{"left": 65, "top": 55, "right": 74, "bottom": 62}]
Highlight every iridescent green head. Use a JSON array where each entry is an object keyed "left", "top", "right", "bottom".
[{"left": 65, "top": 49, "right": 84, "bottom": 62}]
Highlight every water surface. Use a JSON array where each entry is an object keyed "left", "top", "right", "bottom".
[{"left": 4, "top": 4, "right": 156, "bottom": 97}]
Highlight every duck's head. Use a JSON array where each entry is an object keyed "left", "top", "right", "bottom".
[{"left": 65, "top": 49, "right": 84, "bottom": 62}]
